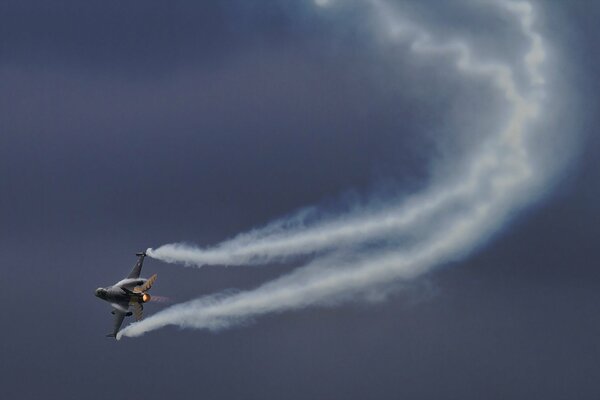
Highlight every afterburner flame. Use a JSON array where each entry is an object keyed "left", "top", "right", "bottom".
[{"left": 142, "top": 293, "right": 151, "bottom": 303}]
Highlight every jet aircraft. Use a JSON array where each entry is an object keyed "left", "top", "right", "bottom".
[{"left": 94, "top": 251, "right": 157, "bottom": 338}]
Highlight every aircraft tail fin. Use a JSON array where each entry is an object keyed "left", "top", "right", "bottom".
[{"left": 127, "top": 252, "right": 147, "bottom": 279}]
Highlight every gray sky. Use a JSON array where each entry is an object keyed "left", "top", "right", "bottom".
[{"left": 1, "top": 1, "right": 599, "bottom": 399}]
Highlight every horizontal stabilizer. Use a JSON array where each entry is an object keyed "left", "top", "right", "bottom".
[
  {"left": 132, "top": 302, "right": 144, "bottom": 321},
  {"left": 134, "top": 273, "right": 157, "bottom": 293}
]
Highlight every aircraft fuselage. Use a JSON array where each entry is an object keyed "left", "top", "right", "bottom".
[
  {"left": 95, "top": 252, "right": 157, "bottom": 337},
  {"left": 95, "top": 278, "right": 151, "bottom": 306}
]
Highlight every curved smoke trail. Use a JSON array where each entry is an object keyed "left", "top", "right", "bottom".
[{"left": 119, "top": 0, "right": 559, "bottom": 339}]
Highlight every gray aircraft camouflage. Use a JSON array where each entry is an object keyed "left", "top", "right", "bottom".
[{"left": 94, "top": 252, "right": 157, "bottom": 338}]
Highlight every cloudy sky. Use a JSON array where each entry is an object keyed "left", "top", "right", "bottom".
[{"left": 1, "top": 1, "right": 599, "bottom": 399}]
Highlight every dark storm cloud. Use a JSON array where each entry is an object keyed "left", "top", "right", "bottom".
[
  {"left": 0, "top": 55, "right": 433, "bottom": 239},
  {"left": 0, "top": 0, "right": 449, "bottom": 243},
  {"left": 0, "top": 0, "right": 337, "bottom": 75},
  {"left": 0, "top": 1, "right": 231, "bottom": 71},
  {"left": 1, "top": 1, "right": 600, "bottom": 399}
]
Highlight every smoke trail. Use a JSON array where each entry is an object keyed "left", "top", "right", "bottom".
[
  {"left": 119, "top": 0, "right": 560, "bottom": 339},
  {"left": 147, "top": 1, "right": 544, "bottom": 269}
]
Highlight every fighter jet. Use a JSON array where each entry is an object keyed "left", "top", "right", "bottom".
[{"left": 94, "top": 251, "right": 157, "bottom": 338}]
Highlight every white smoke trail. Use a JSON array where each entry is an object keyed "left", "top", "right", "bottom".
[
  {"left": 119, "top": 0, "right": 558, "bottom": 339},
  {"left": 147, "top": 0, "right": 543, "bottom": 268}
]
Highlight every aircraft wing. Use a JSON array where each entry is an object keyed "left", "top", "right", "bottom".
[
  {"left": 107, "top": 310, "right": 126, "bottom": 338},
  {"left": 131, "top": 302, "right": 144, "bottom": 321},
  {"left": 127, "top": 252, "right": 146, "bottom": 279},
  {"left": 107, "top": 301, "right": 130, "bottom": 338}
]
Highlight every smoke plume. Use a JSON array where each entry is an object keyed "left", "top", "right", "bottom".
[{"left": 118, "top": 0, "right": 565, "bottom": 339}]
